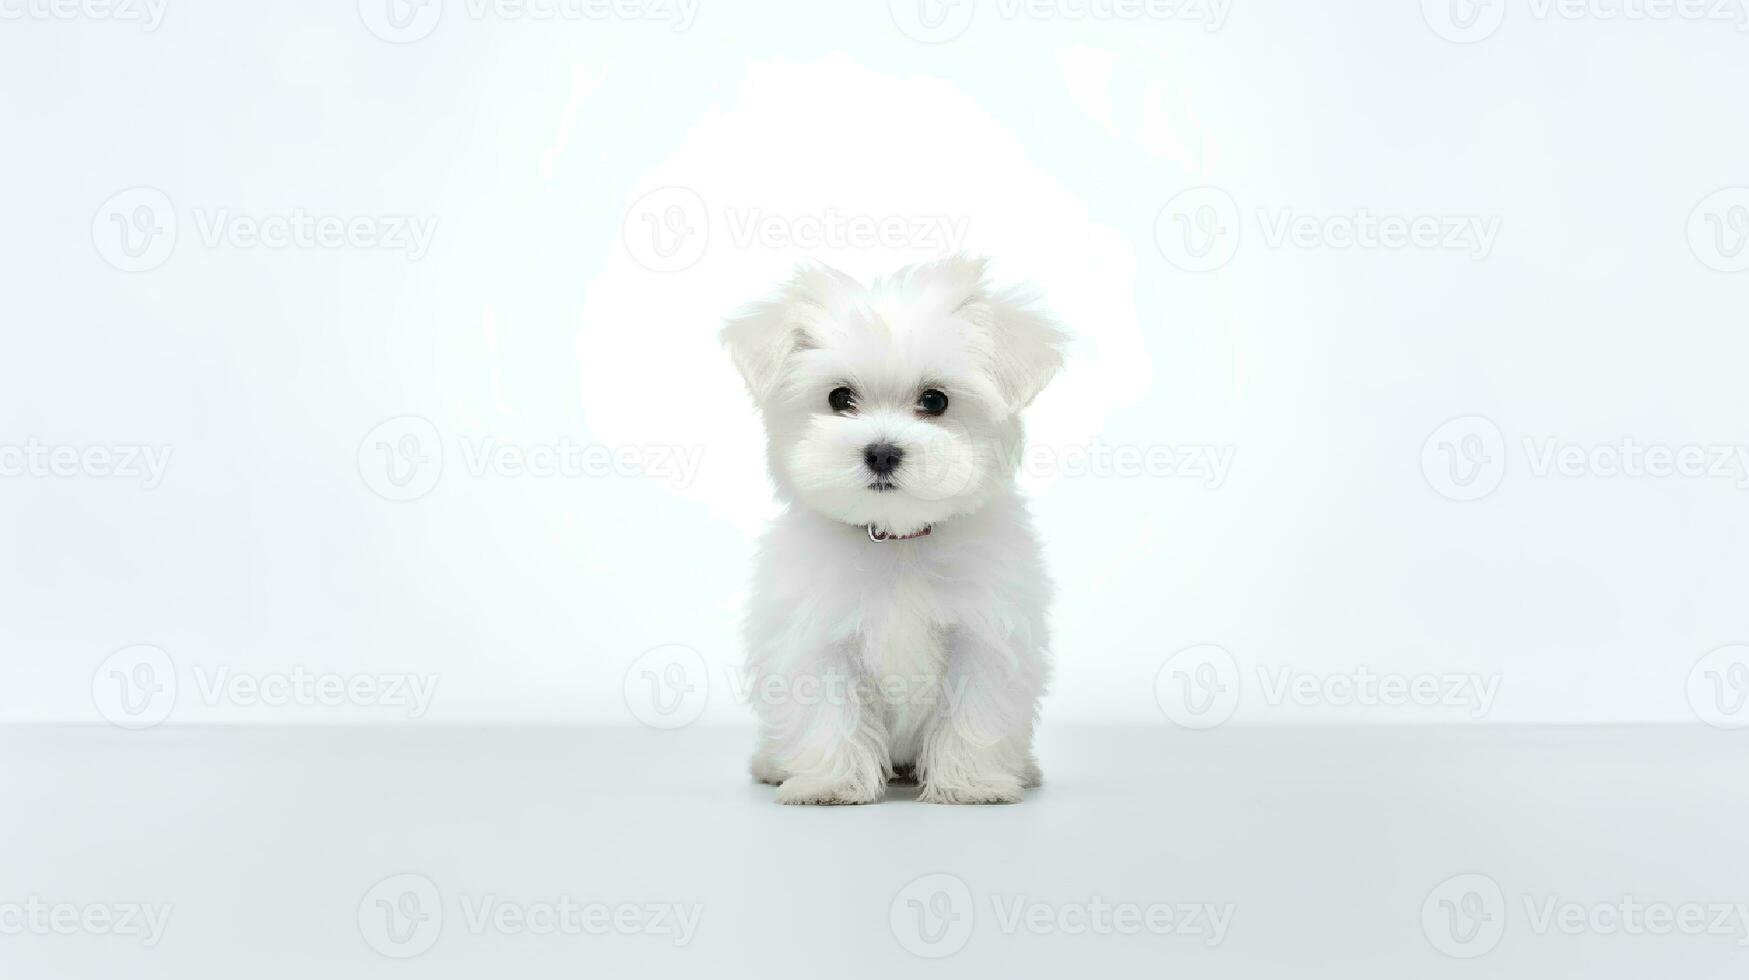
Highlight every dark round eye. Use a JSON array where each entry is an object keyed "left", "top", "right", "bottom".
[
  {"left": 918, "top": 389, "right": 949, "bottom": 416},
  {"left": 828, "top": 386, "right": 856, "bottom": 413}
]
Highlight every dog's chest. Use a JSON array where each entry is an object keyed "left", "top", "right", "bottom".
[
  {"left": 860, "top": 574, "right": 944, "bottom": 682},
  {"left": 850, "top": 565, "right": 949, "bottom": 763},
  {"left": 854, "top": 568, "right": 948, "bottom": 685}
]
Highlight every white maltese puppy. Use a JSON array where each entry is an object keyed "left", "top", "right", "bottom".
[{"left": 722, "top": 255, "right": 1067, "bottom": 805}]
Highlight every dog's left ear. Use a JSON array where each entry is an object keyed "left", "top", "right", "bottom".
[
  {"left": 945, "top": 258, "right": 1068, "bottom": 412},
  {"left": 979, "top": 284, "right": 1069, "bottom": 411}
]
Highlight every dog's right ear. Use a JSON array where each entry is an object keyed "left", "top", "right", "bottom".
[{"left": 721, "top": 264, "right": 852, "bottom": 405}]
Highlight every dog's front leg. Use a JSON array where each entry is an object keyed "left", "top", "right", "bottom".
[
  {"left": 916, "top": 630, "right": 1043, "bottom": 805},
  {"left": 754, "top": 656, "right": 893, "bottom": 805}
]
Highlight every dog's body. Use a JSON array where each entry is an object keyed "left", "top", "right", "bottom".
[{"left": 723, "top": 257, "right": 1065, "bottom": 804}]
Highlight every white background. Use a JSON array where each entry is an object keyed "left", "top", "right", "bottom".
[{"left": 5, "top": 0, "right": 1749, "bottom": 729}]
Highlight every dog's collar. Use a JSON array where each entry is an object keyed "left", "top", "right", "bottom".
[{"left": 866, "top": 523, "right": 932, "bottom": 542}]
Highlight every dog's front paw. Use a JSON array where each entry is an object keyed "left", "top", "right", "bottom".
[
  {"left": 918, "top": 779, "right": 1024, "bottom": 805},
  {"left": 775, "top": 777, "right": 882, "bottom": 806},
  {"left": 749, "top": 752, "right": 787, "bottom": 786}
]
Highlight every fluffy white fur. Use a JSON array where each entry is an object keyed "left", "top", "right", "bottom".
[{"left": 723, "top": 256, "right": 1067, "bottom": 805}]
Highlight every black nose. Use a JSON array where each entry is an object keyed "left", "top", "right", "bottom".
[{"left": 864, "top": 443, "right": 904, "bottom": 476}]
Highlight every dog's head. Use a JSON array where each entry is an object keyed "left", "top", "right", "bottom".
[{"left": 722, "top": 256, "right": 1067, "bottom": 535}]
